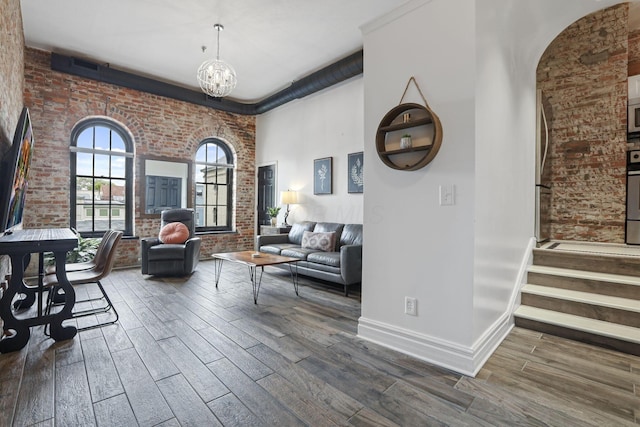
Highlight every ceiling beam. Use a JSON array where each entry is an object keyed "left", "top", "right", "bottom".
[{"left": 50, "top": 51, "right": 363, "bottom": 116}]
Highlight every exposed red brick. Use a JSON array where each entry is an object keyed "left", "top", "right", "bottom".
[
  {"left": 537, "top": 4, "right": 628, "bottom": 243},
  {"left": 23, "top": 48, "right": 256, "bottom": 269},
  {"left": 0, "top": 0, "right": 25, "bottom": 283}
]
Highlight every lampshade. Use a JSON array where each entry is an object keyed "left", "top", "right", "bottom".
[{"left": 281, "top": 191, "right": 298, "bottom": 205}]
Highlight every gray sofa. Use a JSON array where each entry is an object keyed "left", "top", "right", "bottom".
[{"left": 256, "top": 221, "right": 362, "bottom": 296}]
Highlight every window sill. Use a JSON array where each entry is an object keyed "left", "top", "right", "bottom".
[{"left": 195, "top": 230, "right": 238, "bottom": 236}]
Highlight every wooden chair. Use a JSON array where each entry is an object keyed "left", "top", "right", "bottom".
[
  {"left": 44, "top": 230, "right": 122, "bottom": 332},
  {"left": 44, "top": 229, "right": 117, "bottom": 275}
]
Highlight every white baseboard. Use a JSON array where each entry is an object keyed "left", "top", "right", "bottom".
[
  {"left": 357, "top": 312, "right": 512, "bottom": 377},
  {"left": 357, "top": 238, "right": 534, "bottom": 376}
]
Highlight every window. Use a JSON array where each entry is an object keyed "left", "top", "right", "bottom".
[
  {"left": 195, "top": 138, "right": 233, "bottom": 231},
  {"left": 70, "top": 118, "right": 134, "bottom": 237}
]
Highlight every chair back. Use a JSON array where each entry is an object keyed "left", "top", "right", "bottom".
[
  {"left": 161, "top": 208, "right": 196, "bottom": 238},
  {"left": 92, "top": 230, "right": 123, "bottom": 279},
  {"left": 47, "top": 230, "right": 123, "bottom": 287},
  {"left": 91, "top": 230, "right": 117, "bottom": 265}
]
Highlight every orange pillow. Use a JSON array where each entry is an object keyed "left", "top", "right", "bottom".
[{"left": 159, "top": 222, "right": 190, "bottom": 244}]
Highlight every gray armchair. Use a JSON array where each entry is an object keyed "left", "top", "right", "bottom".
[{"left": 140, "top": 208, "right": 201, "bottom": 276}]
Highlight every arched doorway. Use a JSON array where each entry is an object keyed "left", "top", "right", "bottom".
[{"left": 535, "top": 3, "right": 631, "bottom": 244}]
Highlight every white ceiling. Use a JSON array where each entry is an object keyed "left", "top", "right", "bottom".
[{"left": 21, "top": 0, "right": 408, "bottom": 103}]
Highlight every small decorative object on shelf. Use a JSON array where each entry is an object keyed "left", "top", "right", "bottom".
[
  {"left": 400, "top": 134, "right": 412, "bottom": 149},
  {"left": 266, "top": 207, "right": 280, "bottom": 226},
  {"left": 376, "top": 77, "right": 443, "bottom": 171}
]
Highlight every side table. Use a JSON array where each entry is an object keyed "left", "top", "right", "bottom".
[{"left": 259, "top": 225, "right": 292, "bottom": 235}]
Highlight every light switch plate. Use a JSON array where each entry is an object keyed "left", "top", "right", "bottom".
[{"left": 439, "top": 184, "right": 455, "bottom": 206}]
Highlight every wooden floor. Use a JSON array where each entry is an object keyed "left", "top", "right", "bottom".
[{"left": 1, "top": 259, "right": 639, "bottom": 426}]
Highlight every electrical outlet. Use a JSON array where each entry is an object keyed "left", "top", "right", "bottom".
[{"left": 404, "top": 297, "right": 417, "bottom": 316}]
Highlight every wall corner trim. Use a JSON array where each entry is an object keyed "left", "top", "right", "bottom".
[{"left": 360, "top": 0, "right": 433, "bottom": 35}]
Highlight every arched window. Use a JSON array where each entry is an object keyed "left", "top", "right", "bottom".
[
  {"left": 195, "top": 138, "right": 233, "bottom": 231},
  {"left": 70, "top": 118, "right": 134, "bottom": 237}
]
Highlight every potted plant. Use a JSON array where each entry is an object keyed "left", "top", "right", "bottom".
[
  {"left": 43, "top": 229, "right": 101, "bottom": 266},
  {"left": 267, "top": 206, "right": 281, "bottom": 226},
  {"left": 400, "top": 133, "right": 412, "bottom": 149}
]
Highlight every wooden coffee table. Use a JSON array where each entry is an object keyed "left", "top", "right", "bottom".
[{"left": 211, "top": 251, "right": 300, "bottom": 304}]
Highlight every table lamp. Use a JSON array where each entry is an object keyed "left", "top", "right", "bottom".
[{"left": 280, "top": 190, "right": 298, "bottom": 226}]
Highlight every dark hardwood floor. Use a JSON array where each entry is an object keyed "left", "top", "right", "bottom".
[{"left": 1, "top": 259, "right": 639, "bottom": 426}]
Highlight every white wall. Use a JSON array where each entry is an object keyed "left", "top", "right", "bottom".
[
  {"left": 359, "top": 0, "right": 477, "bottom": 374},
  {"left": 255, "top": 0, "right": 624, "bottom": 376},
  {"left": 359, "top": 0, "right": 623, "bottom": 376},
  {"left": 255, "top": 78, "right": 364, "bottom": 225}
]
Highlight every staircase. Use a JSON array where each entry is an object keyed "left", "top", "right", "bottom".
[{"left": 514, "top": 242, "right": 640, "bottom": 356}]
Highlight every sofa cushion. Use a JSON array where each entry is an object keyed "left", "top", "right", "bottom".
[
  {"left": 340, "top": 224, "right": 363, "bottom": 246},
  {"left": 313, "top": 222, "right": 344, "bottom": 251},
  {"left": 301, "top": 231, "right": 336, "bottom": 252},
  {"left": 304, "top": 261, "right": 341, "bottom": 275},
  {"left": 148, "top": 244, "right": 187, "bottom": 260},
  {"left": 281, "top": 247, "right": 319, "bottom": 260},
  {"left": 307, "top": 251, "right": 340, "bottom": 268},
  {"left": 260, "top": 243, "right": 299, "bottom": 255},
  {"left": 288, "top": 221, "right": 316, "bottom": 245},
  {"left": 159, "top": 222, "right": 190, "bottom": 244}
]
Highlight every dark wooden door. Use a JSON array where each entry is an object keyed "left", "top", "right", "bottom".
[{"left": 257, "top": 165, "right": 276, "bottom": 233}]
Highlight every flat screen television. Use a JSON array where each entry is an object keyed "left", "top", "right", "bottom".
[{"left": 0, "top": 107, "right": 34, "bottom": 233}]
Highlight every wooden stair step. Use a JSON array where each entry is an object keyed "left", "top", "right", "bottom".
[
  {"left": 527, "top": 265, "right": 640, "bottom": 287},
  {"left": 532, "top": 248, "right": 640, "bottom": 276},
  {"left": 514, "top": 306, "right": 640, "bottom": 344},
  {"left": 522, "top": 284, "right": 640, "bottom": 314}
]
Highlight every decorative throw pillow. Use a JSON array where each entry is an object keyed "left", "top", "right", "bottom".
[
  {"left": 159, "top": 222, "right": 190, "bottom": 244},
  {"left": 301, "top": 231, "right": 336, "bottom": 252}
]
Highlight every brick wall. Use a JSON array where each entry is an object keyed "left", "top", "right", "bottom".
[
  {"left": 23, "top": 48, "right": 256, "bottom": 268},
  {"left": 628, "top": 28, "right": 640, "bottom": 76},
  {"left": 536, "top": 4, "right": 628, "bottom": 243},
  {"left": 0, "top": 0, "right": 25, "bottom": 282}
]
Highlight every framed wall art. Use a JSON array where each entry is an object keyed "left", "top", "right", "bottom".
[
  {"left": 313, "top": 157, "right": 332, "bottom": 195},
  {"left": 347, "top": 152, "right": 363, "bottom": 194}
]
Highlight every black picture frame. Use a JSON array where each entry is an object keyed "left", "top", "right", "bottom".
[
  {"left": 313, "top": 157, "right": 332, "bottom": 195},
  {"left": 347, "top": 152, "right": 364, "bottom": 194}
]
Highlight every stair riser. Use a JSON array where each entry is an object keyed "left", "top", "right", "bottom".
[
  {"left": 521, "top": 293, "right": 640, "bottom": 328},
  {"left": 514, "top": 317, "right": 640, "bottom": 356},
  {"left": 533, "top": 250, "right": 640, "bottom": 276},
  {"left": 527, "top": 272, "right": 640, "bottom": 300}
]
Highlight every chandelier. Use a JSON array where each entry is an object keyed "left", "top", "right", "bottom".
[{"left": 197, "top": 24, "right": 237, "bottom": 98}]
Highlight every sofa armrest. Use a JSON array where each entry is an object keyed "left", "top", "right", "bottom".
[
  {"left": 340, "top": 244, "right": 362, "bottom": 285},
  {"left": 256, "top": 233, "right": 290, "bottom": 249},
  {"left": 184, "top": 237, "right": 202, "bottom": 273},
  {"left": 140, "top": 237, "right": 161, "bottom": 274}
]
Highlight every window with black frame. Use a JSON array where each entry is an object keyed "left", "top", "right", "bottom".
[
  {"left": 70, "top": 119, "right": 134, "bottom": 237},
  {"left": 194, "top": 138, "right": 233, "bottom": 232}
]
